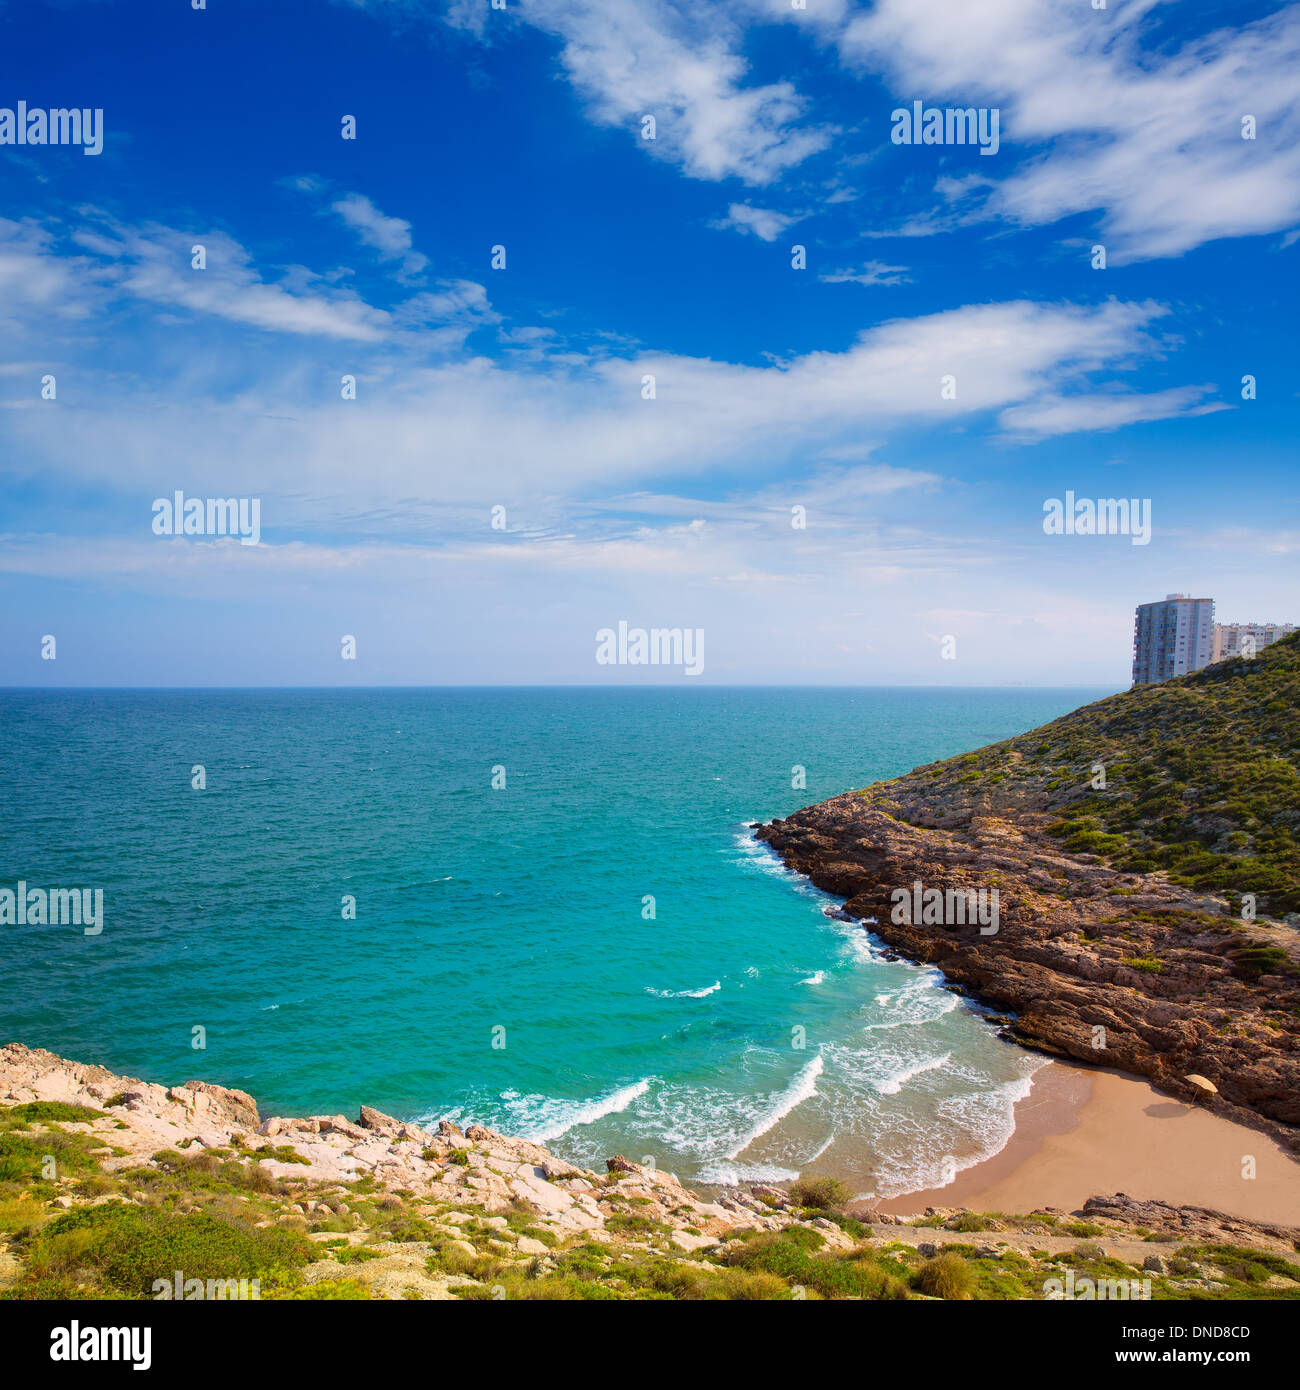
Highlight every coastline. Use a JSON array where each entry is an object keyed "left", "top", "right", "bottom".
[
  {"left": 754, "top": 638, "right": 1300, "bottom": 1158},
  {"left": 874, "top": 1059, "right": 1300, "bottom": 1227}
]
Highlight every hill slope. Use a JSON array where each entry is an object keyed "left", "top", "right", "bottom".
[{"left": 891, "top": 629, "right": 1300, "bottom": 915}]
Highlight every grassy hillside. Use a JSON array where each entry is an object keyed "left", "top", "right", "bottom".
[{"left": 882, "top": 631, "right": 1300, "bottom": 917}]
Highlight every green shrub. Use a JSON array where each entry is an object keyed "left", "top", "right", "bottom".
[
  {"left": 949, "top": 1212, "right": 996, "bottom": 1233},
  {"left": 726, "top": 1232, "right": 906, "bottom": 1300},
  {"left": 616, "top": 1258, "right": 787, "bottom": 1300},
  {"left": 257, "top": 1144, "right": 310, "bottom": 1166},
  {"left": 0, "top": 1195, "right": 48, "bottom": 1236},
  {"left": 334, "top": 1245, "right": 382, "bottom": 1265},
  {"left": 914, "top": 1253, "right": 976, "bottom": 1300},
  {"left": 19, "top": 1201, "right": 312, "bottom": 1297},
  {"left": 1, "top": 1276, "right": 112, "bottom": 1301},
  {"left": 425, "top": 1241, "right": 506, "bottom": 1281},
  {"left": 605, "top": 1213, "right": 659, "bottom": 1235},
  {"left": 1190, "top": 1245, "right": 1300, "bottom": 1285},
  {"left": 378, "top": 1215, "right": 438, "bottom": 1244},
  {"left": 143, "top": 1149, "right": 288, "bottom": 1196},
  {"left": 1119, "top": 956, "right": 1163, "bottom": 975},
  {"left": 0, "top": 1128, "right": 100, "bottom": 1183},
  {"left": 455, "top": 1275, "right": 622, "bottom": 1301},
  {"left": 788, "top": 1175, "right": 851, "bottom": 1211},
  {"left": 2, "top": 1102, "right": 103, "bottom": 1127},
  {"left": 1228, "top": 946, "right": 1290, "bottom": 982}
]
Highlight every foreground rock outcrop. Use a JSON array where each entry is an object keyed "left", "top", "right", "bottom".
[
  {"left": 2, "top": 1044, "right": 1296, "bottom": 1301},
  {"left": 0, "top": 1043, "right": 845, "bottom": 1244}
]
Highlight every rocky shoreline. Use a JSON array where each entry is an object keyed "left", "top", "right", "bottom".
[
  {"left": 756, "top": 791, "right": 1300, "bottom": 1156},
  {"left": 0, "top": 1042, "right": 846, "bottom": 1249}
]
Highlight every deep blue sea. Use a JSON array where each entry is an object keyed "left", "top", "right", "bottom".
[{"left": 0, "top": 687, "right": 1110, "bottom": 1196}]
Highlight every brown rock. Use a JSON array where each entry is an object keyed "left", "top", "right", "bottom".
[
  {"left": 173, "top": 1080, "right": 259, "bottom": 1130},
  {"left": 358, "top": 1105, "right": 401, "bottom": 1133}
]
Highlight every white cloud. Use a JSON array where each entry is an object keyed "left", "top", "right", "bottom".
[
  {"left": 69, "top": 218, "right": 397, "bottom": 342},
  {"left": 838, "top": 0, "right": 1300, "bottom": 260},
  {"left": 712, "top": 202, "right": 800, "bottom": 241},
  {"left": 1, "top": 271, "right": 1212, "bottom": 515},
  {"left": 0, "top": 218, "right": 112, "bottom": 331},
  {"left": 44, "top": 211, "right": 496, "bottom": 348},
  {"left": 394, "top": 279, "right": 500, "bottom": 330},
  {"left": 998, "top": 385, "right": 1229, "bottom": 440},
  {"left": 447, "top": 0, "right": 832, "bottom": 184},
  {"left": 330, "top": 192, "right": 429, "bottom": 277},
  {"left": 373, "top": 0, "right": 1300, "bottom": 260},
  {"left": 820, "top": 260, "right": 911, "bottom": 286}
]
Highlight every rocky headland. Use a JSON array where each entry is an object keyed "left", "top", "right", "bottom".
[{"left": 758, "top": 633, "right": 1300, "bottom": 1154}]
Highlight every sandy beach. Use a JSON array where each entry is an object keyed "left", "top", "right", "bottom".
[{"left": 873, "top": 1060, "right": 1300, "bottom": 1227}]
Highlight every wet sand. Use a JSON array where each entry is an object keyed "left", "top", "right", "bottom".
[{"left": 872, "top": 1061, "right": 1300, "bottom": 1227}]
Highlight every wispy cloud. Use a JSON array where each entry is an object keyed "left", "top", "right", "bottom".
[
  {"left": 998, "top": 385, "right": 1230, "bottom": 440},
  {"left": 838, "top": 0, "right": 1300, "bottom": 260},
  {"left": 0, "top": 218, "right": 113, "bottom": 329},
  {"left": 0, "top": 219, "right": 1216, "bottom": 513},
  {"left": 330, "top": 191, "right": 429, "bottom": 278},
  {"left": 29, "top": 209, "right": 497, "bottom": 349},
  {"left": 444, "top": 0, "right": 832, "bottom": 184},
  {"left": 711, "top": 202, "right": 801, "bottom": 241},
  {"left": 820, "top": 260, "right": 911, "bottom": 287},
  {"left": 69, "top": 215, "right": 397, "bottom": 342}
]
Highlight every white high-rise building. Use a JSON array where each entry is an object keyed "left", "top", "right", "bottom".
[
  {"left": 1132, "top": 594, "right": 1215, "bottom": 686},
  {"left": 1211, "top": 622, "right": 1296, "bottom": 662}
]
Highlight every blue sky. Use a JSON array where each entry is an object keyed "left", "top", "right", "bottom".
[{"left": 1, "top": 0, "right": 1297, "bottom": 685}]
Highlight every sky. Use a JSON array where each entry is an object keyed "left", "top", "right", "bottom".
[{"left": 0, "top": 0, "right": 1297, "bottom": 686}]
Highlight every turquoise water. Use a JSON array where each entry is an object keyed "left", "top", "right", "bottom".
[{"left": 0, "top": 687, "right": 1109, "bottom": 1195}]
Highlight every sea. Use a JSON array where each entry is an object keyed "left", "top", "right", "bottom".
[{"left": 0, "top": 686, "right": 1112, "bottom": 1197}]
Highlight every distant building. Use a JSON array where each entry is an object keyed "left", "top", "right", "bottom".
[
  {"left": 1211, "top": 622, "right": 1296, "bottom": 662},
  {"left": 1132, "top": 594, "right": 1215, "bottom": 686}
]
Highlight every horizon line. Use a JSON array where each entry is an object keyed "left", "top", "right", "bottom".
[{"left": 0, "top": 681, "right": 1125, "bottom": 693}]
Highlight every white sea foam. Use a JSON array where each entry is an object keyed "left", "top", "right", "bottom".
[
  {"left": 835, "top": 927, "right": 882, "bottom": 965},
  {"left": 727, "top": 1053, "right": 824, "bottom": 1158},
  {"left": 710, "top": 815, "right": 1056, "bottom": 1202},
  {"left": 935, "top": 1068, "right": 1044, "bottom": 1159},
  {"left": 502, "top": 1078, "right": 653, "bottom": 1144},
  {"left": 804, "top": 1134, "right": 834, "bottom": 1164},
  {"left": 868, "top": 1065, "right": 1048, "bottom": 1196},
  {"left": 628, "top": 1069, "right": 786, "bottom": 1165},
  {"left": 875, "top": 1051, "right": 952, "bottom": 1095},
  {"left": 697, "top": 1160, "right": 802, "bottom": 1185},
  {"left": 647, "top": 981, "right": 721, "bottom": 999},
  {"left": 730, "top": 824, "right": 818, "bottom": 894},
  {"left": 860, "top": 971, "right": 958, "bottom": 1030}
]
